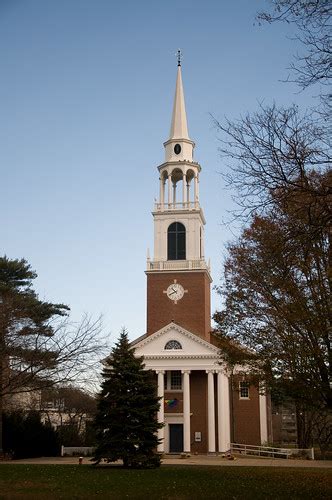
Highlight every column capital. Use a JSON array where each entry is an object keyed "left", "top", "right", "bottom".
[
  {"left": 155, "top": 370, "right": 165, "bottom": 375},
  {"left": 206, "top": 369, "right": 216, "bottom": 374},
  {"left": 181, "top": 369, "right": 191, "bottom": 374}
]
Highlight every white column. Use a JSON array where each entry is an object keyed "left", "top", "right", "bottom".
[
  {"left": 156, "top": 370, "right": 165, "bottom": 452},
  {"left": 194, "top": 175, "right": 199, "bottom": 207},
  {"left": 217, "top": 372, "right": 231, "bottom": 453},
  {"left": 206, "top": 370, "right": 216, "bottom": 453},
  {"left": 168, "top": 173, "right": 172, "bottom": 207},
  {"left": 200, "top": 226, "right": 205, "bottom": 259},
  {"left": 173, "top": 182, "right": 176, "bottom": 205},
  {"left": 182, "top": 172, "right": 186, "bottom": 206},
  {"left": 182, "top": 370, "right": 191, "bottom": 453},
  {"left": 259, "top": 391, "right": 268, "bottom": 444},
  {"left": 159, "top": 177, "right": 164, "bottom": 208},
  {"left": 194, "top": 175, "right": 198, "bottom": 202}
]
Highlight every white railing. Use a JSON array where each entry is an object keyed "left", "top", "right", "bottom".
[
  {"left": 147, "top": 259, "right": 210, "bottom": 272},
  {"left": 230, "top": 443, "right": 314, "bottom": 460},
  {"left": 154, "top": 201, "right": 200, "bottom": 211},
  {"left": 61, "top": 446, "right": 95, "bottom": 457}
]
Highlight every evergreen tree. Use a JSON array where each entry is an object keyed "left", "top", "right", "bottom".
[
  {"left": 93, "top": 329, "right": 162, "bottom": 468},
  {"left": 0, "top": 255, "right": 106, "bottom": 455},
  {"left": 0, "top": 256, "right": 69, "bottom": 454}
]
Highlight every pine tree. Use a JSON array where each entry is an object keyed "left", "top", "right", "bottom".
[
  {"left": 0, "top": 256, "right": 69, "bottom": 454},
  {"left": 0, "top": 255, "right": 105, "bottom": 456},
  {"left": 93, "top": 329, "right": 162, "bottom": 468}
]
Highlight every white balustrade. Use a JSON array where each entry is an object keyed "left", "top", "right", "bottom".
[
  {"left": 147, "top": 259, "right": 210, "bottom": 272},
  {"left": 154, "top": 201, "right": 200, "bottom": 211}
]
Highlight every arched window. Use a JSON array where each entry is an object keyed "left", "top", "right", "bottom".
[
  {"left": 165, "top": 340, "right": 182, "bottom": 350},
  {"left": 167, "top": 222, "right": 186, "bottom": 260}
]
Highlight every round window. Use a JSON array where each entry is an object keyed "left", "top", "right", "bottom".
[{"left": 174, "top": 144, "right": 181, "bottom": 155}]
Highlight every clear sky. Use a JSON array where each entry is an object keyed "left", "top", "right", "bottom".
[{"left": 0, "top": 0, "right": 317, "bottom": 345}]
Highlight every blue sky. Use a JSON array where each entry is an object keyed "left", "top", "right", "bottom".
[{"left": 0, "top": 0, "right": 317, "bottom": 344}]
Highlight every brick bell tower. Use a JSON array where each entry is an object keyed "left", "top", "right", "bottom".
[{"left": 146, "top": 54, "right": 212, "bottom": 341}]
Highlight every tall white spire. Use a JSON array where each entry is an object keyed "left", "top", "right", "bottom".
[
  {"left": 164, "top": 55, "right": 195, "bottom": 163},
  {"left": 169, "top": 63, "right": 190, "bottom": 141}
]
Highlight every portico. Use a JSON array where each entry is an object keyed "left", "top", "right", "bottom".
[{"left": 133, "top": 322, "right": 231, "bottom": 454}]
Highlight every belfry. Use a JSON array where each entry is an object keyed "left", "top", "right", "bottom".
[{"left": 132, "top": 58, "right": 271, "bottom": 454}]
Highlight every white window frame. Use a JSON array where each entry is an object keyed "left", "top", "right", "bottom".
[
  {"left": 239, "top": 381, "right": 250, "bottom": 399},
  {"left": 164, "top": 340, "right": 182, "bottom": 350},
  {"left": 165, "top": 370, "right": 182, "bottom": 391}
]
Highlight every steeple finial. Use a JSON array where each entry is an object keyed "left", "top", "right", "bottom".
[{"left": 177, "top": 49, "right": 182, "bottom": 67}]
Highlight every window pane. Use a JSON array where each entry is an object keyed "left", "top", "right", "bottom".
[
  {"left": 167, "top": 232, "right": 176, "bottom": 260},
  {"left": 177, "top": 232, "right": 186, "bottom": 259},
  {"left": 239, "top": 381, "right": 249, "bottom": 399},
  {"left": 165, "top": 340, "right": 182, "bottom": 349},
  {"left": 167, "top": 222, "right": 186, "bottom": 260},
  {"left": 170, "top": 371, "right": 182, "bottom": 390}
]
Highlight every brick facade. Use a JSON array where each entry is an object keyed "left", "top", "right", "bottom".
[
  {"left": 146, "top": 271, "right": 211, "bottom": 341},
  {"left": 189, "top": 371, "right": 208, "bottom": 453},
  {"left": 231, "top": 376, "right": 261, "bottom": 445}
]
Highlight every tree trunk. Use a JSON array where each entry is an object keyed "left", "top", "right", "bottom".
[{"left": 296, "top": 407, "right": 313, "bottom": 449}]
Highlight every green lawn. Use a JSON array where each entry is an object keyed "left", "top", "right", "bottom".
[{"left": 0, "top": 464, "right": 331, "bottom": 499}]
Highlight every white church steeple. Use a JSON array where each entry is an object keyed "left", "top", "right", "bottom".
[
  {"left": 169, "top": 61, "right": 190, "bottom": 141},
  {"left": 163, "top": 52, "right": 195, "bottom": 164},
  {"left": 147, "top": 56, "right": 210, "bottom": 275}
]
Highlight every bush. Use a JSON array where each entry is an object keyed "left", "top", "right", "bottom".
[{"left": 3, "top": 410, "right": 60, "bottom": 459}]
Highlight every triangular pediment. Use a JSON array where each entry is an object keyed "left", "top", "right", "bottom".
[{"left": 133, "top": 322, "right": 219, "bottom": 359}]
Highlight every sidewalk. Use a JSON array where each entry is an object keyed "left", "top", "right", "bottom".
[{"left": 1, "top": 455, "right": 331, "bottom": 468}]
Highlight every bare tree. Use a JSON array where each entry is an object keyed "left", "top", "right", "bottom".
[
  {"left": 2, "top": 314, "right": 108, "bottom": 399},
  {"left": 212, "top": 104, "right": 331, "bottom": 220},
  {"left": 257, "top": 0, "right": 332, "bottom": 112},
  {"left": 40, "top": 386, "right": 97, "bottom": 442}
]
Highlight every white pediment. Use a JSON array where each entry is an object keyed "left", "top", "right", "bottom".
[{"left": 133, "top": 322, "right": 219, "bottom": 359}]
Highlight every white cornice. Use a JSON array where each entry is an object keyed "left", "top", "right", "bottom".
[
  {"left": 142, "top": 354, "right": 219, "bottom": 360},
  {"left": 157, "top": 160, "right": 201, "bottom": 172}
]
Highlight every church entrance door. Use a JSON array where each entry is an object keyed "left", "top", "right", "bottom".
[{"left": 169, "top": 424, "right": 183, "bottom": 453}]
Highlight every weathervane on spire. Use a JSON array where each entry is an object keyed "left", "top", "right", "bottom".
[{"left": 177, "top": 49, "right": 182, "bottom": 67}]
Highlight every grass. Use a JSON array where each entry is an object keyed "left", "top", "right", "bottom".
[{"left": 0, "top": 464, "right": 331, "bottom": 499}]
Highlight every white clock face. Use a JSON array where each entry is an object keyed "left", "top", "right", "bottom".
[{"left": 167, "top": 283, "right": 184, "bottom": 301}]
